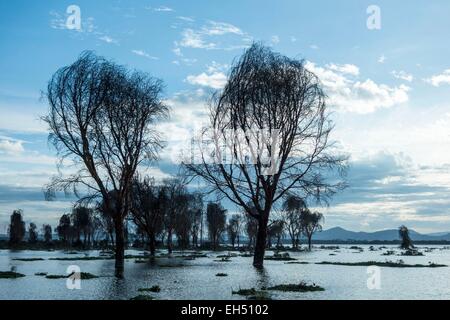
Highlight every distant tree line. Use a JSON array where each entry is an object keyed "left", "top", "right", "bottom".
[{"left": 5, "top": 194, "right": 325, "bottom": 252}]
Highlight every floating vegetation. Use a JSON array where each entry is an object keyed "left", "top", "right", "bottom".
[
  {"left": 263, "top": 282, "right": 324, "bottom": 292},
  {"left": 0, "top": 271, "right": 26, "bottom": 279},
  {"left": 12, "top": 258, "right": 45, "bottom": 261},
  {"left": 45, "top": 274, "right": 67, "bottom": 279},
  {"left": 214, "top": 256, "right": 232, "bottom": 262},
  {"left": 46, "top": 272, "right": 98, "bottom": 279},
  {"left": 35, "top": 272, "right": 48, "bottom": 276},
  {"left": 401, "top": 249, "right": 424, "bottom": 256},
  {"left": 217, "top": 253, "right": 238, "bottom": 258},
  {"left": 138, "top": 285, "right": 161, "bottom": 293},
  {"left": 265, "top": 252, "right": 296, "bottom": 261},
  {"left": 382, "top": 250, "right": 396, "bottom": 256},
  {"left": 239, "top": 253, "right": 253, "bottom": 257},
  {"left": 130, "top": 295, "right": 155, "bottom": 300},
  {"left": 232, "top": 288, "right": 259, "bottom": 296},
  {"left": 49, "top": 256, "right": 113, "bottom": 261},
  {"left": 320, "top": 245, "right": 340, "bottom": 250},
  {"left": 247, "top": 292, "right": 273, "bottom": 300},
  {"left": 349, "top": 246, "right": 363, "bottom": 250},
  {"left": 285, "top": 261, "right": 309, "bottom": 265},
  {"left": 135, "top": 259, "right": 148, "bottom": 264},
  {"left": 316, "top": 260, "right": 447, "bottom": 268},
  {"left": 216, "top": 273, "right": 228, "bottom": 277}
]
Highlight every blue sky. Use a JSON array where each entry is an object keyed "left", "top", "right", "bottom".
[{"left": 1, "top": 0, "right": 450, "bottom": 233}]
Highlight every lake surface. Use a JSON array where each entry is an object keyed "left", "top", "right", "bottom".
[{"left": 1, "top": 245, "right": 450, "bottom": 300}]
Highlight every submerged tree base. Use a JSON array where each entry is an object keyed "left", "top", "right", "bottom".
[{"left": 0, "top": 271, "right": 26, "bottom": 279}]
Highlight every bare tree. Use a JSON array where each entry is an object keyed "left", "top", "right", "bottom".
[
  {"left": 267, "top": 219, "right": 285, "bottom": 248},
  {"left": 9, "top": 210, "right": 25, "bottom": 245},
  {"left": 399, "top": 225, "right": 414, "bottom": 250},
  {"left": 281, "top": 195, "right": 307, "bottom": 249},
  {"left": 162, "top": 178, "right": 189, "bottom": 254},
  {"left": 28, "top": 223, "right": 38, "bottom": 244},
  {"left": 244, "top": 211, "right": 258, "bottom": 249},
  {"left": 130, "top": 177, "right": 165, "bottom": 256},
  {"left": 227, "top": 213, "right": 243, "bottom": 248},
  {"left": 43, "top": 224, "right": 53, "bottom": 243},
  {"left": 302, "top": 210, "right": 323, "bottom": 251},
  {"left": 206, "top": 202, "right": 227, "bottom": 250},
  {"left": 184, "top": 43, "right": 347, "bottom": 267},
  {"left": 43, "top": 51, "right": 168, "bottom": 277}
]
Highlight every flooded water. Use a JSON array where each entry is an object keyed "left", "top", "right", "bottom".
[{"left": 1, "top": 245, "right": 450, "bottom": 300}]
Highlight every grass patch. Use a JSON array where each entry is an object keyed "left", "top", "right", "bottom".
[
  {"left": 45, "top": 274, "right": 67, "bottom": 279},
  {"left": 0, "top": 271, "right": 26, "bottom": 279},
  {"left": 316, "top": 260, "right": 447, "bottom": 268},
  {"left": 216, "top": 273, "right": 228, "bottom": 277},
  {"left": 265, "top": 252, "right": 296, "bottom": 261},
  {"left": 130, "top": 295, "right": 155, "bottom": 300},
  {"left": 247, "top": 292, "right": 273, "bottom": 300},
  {"left": 138, "top": 285, "right": 161, "bottom": 293},
  {"left": 12, "top": 258, "right": 45, "bottom": 261},
  {"left": 46, "top": 272, "right": 98, "bottom": 279},
  {"left": 264, "top": 282, "right": 324, "bottom": 292},
  {"left": 135, "top": 259, "right": 148, "bottom": 264},
  {"left": 49, "top": 256, "right": 113, "bottom": 261},
  {"left": 214, "top": 257, "right": 232, "bottom": 262},
  {"left": 232, "top": 288, "right": 259, "bottom": 296}
]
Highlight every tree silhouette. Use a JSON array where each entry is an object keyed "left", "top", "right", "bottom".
[
  {"left": 9, "top": 210, "right": 25, "bottom": 245},
  {"left": 281, "top": 195, "right": 307, "bottom": 249},
  {"left": 43, "top": 52, "right": 168, "bottom": 278},
  {"left": 206, "top": 202, "right": 227, "bottom": 250},
  {"left": 302, "top": 210, "right": 324, "bottom": 251},
  {"left": 399, "top": 225, "right": 414, "bottom": 250},
  {"left": 28, "top": 223, "right": 38, "bottom": 243},
  {"left": 184, "top": 43, "right": 347, "bottom": 267}
]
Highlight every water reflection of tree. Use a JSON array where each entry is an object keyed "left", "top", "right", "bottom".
[{"left": 254, "top": 267, "right": 269, "bottom": 289}]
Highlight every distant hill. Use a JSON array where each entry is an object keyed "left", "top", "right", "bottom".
[{"left": 314, "top": 227, "right": 450, "bottom": 242}]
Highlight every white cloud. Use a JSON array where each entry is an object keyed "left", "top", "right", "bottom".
[
  {"left": 186, "top": 72, "right": 227, "bottom": 89},
  {"left": 99, "top": 35, "right": 119, "bottom": 45},
  {"left": 290, "top": 36, "right": 297, "bottom": 43},
  {"left": 392, "top": 70, "right": 413, "bottom": 82},
  {"left": 378, "top": 55, "right": 386, "bottom": 63},
  {"left": 186, "top": 62, "right": 228, "bottom": 89},
  {"left": 0, "top": 140, "right": 24, "bottom": 155},
  {"left": 202, "top": 21, "right": 243, "bottom": 36},
  {"left": 425, "top": 69, "right": 450, "bottom": 87},
  {"left": 152, "top": 6, "right": 174, "bottom": 12},
  {"left": 179, "top": 29, "right": 216, "bottom": 49},
  {"left": 177, "top": 16, "right": 195, "bottom": 22},
  {"left": 271, "top": 35, "right": 280, "bottom": 44},
  {"left": 176, "top": 20, "right": 247, "bottom": 51},
  {"left": 305, "top": 61, "right": 409, "bottom": 113},
  {"left": 132, "top": 50, "right": 159, "bottom": 60},
  {"left": 326, "top": 63, "right": 360, "bottom": 76},
  {"left": 310, "top": 44, "right": 319, "bottom": 50}
]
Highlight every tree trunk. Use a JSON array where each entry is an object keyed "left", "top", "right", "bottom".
[
  {"left": 114, "top": 219, "right": 125, "bottom": 278},
  {"left": 167, "top": 229, "right": 173, "bottom": 254},
  {"left": 253, "top": 217, "right": 268, "bottom": 268},
  {"left": 149, "top": 233, "right": 156, "bottom": 256},
  {"left": 308, "top": 234, "right": 312, "bottom": 251}
]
